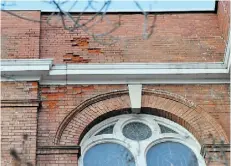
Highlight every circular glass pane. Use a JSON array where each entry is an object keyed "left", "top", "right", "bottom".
[
  {"left": 146, "top": 141, "right": 199, "bottom": 166},
  {"left": 122, "top": 122, "right": 152, "bottom": 141},
  {"left": 84, "top": 143, "right": 135, "bottom": 166}
]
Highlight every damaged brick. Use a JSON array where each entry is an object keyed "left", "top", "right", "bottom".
[
  {"left": 63, "top": 53, "right": 90, "bottom": 63},
  {"left": 87, "top": 48, "right": 102, "bottom": 54},
  {"left": 71, "top": 37, "right": 89, "bottom": 47}
]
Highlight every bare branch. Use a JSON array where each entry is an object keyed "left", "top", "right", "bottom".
[
  {"left": 68, "top": 0, "right": 78, "bottom": 12},
  {"left": 1, "top": 10, "right": 41, "bottom": 23},
  {"left": 1, "top": 0, "right": 157, "bottom": 46}
]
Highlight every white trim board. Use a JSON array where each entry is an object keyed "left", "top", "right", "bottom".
[
  {"left": 52, "top": 62, "right": 226, "bottom": 69},
  {"left": 1, "top": 59, "right": 53, "bottom": 82},
  {"left": 0, "top": 60, "right": 230, "bottom": 84},
  {"left": 1, "top": 60, "right": 230, "bottom": 85},
  {"left": 40, "top": 78, "right": 230, "bottom": 85}
]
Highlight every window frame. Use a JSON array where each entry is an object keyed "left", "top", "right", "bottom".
[{"left": 79, "top": 114, "right": 206, "bottom": 166}]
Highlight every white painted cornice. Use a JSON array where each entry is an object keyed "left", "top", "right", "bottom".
[
  {"left": 1, "top": 60, "right": 230, "bottom": 84},
  {"left": 51, "top": 62, "right": 226, "bottom": 70},
  {"left": 1, "top": 59, "right": 53, "bottom": 68},
  {"left": 1, "top": 59, "right": 53, "bottom": 81},
  {"left": 50, "top": 64, "right": 228, "bottom": 75}
]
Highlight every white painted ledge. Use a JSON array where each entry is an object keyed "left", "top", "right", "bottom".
[
  {"left": 1, "top": 59, "right": 53, "bottom": 81},
  {"left": 0, "top": 59, "right": 230, "bottom": 84},
  {"left": 1, "top": 59, "right": 53, "bottom": 70}
]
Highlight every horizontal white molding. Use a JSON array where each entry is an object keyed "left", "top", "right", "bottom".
[
  {"left": 1, "top": 59, "right": 53, "bottom": 66},
  {"left": 1, "top": 76, "right": 41, "bottom": 81},
  {"left": 50, "top": 68, "right": 228, "bottom": 75},
  {"left": 1, "top": 65, "right": 51, "bottom": 72},
  {"left": 1, "top": 59, "right": 230, "bottom": 84},
  {"left": 1, "top": 59, "right": 53, "bottom": 71},
  {"left": 40, "top": 79, "right": 230, "bottom": 85},
  {"left": 1, "top": 59, "right": 53, "bottom": 82},
  {"left": 53, "top": 62, "right": 226, "bottom": 70}
]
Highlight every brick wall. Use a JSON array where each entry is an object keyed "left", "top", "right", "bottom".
[
  {"left": 40, "top": 13, "right": 225, "bottom": 63},
  {"left": 1, "top": 5, "right": 228, "bottom": 63},
  {"left": 1, "top": 2, "right": 229, "bottom": 63},
  {"left": 1, "top": 82, "right": 38, "bottom": 100},
  {"left": 1, "top": 11, "right": 40, "bottom": 59},
  {"left": 144, "top": 84, "right": 230, "bottom": 140},
  {"left": 38, "top": 85, "right": 127, "bottom": 146},
  {"left": 1, "top": 107, "right": 38, "bottom": 166},
  {"left": 37, "top": 154, "right": 78, "bottom": 166},
  {"left": 37, "top": 84, "right": 230, "bottom": 147},
  {"left": 1, "top": 82, "right": 39, "bottom": 166},
  {"left": 217, "top": 0, "right": 230, "bottom": 43}
]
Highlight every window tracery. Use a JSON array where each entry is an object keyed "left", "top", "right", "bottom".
[{"left": 79, "top": 114, "right": 206, "bottom": 166}]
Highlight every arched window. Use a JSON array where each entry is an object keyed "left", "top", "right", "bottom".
[{"left": 79, "top": 114, "right": 206, "bottom": 166}]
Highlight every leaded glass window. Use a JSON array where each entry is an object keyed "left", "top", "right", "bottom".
[
  {"left": 158, "top": 124, "right": 178, "bottom": 133},
  {"left": 122, "top": 122, "right": 152, "bottom": 140},
  {"left": 95, "top": 124, "right": 114, "bottom": 135},
  {"left": 80, "top": 114, "right": 205, "bottom": 166},
  {"left": 83, "top": 143, "right": 135, "bottom": 166},
  {"left": 146, "top": 142, "right": 199, "bottom": 166}
]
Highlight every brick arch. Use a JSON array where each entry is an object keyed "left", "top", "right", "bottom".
[{"left": 54, "top": 89, "right": 229, "bottom": 145}]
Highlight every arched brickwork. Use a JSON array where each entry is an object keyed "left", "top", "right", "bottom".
[{"left": 54, "top": 89, "right": 229, "bottom": 146}]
